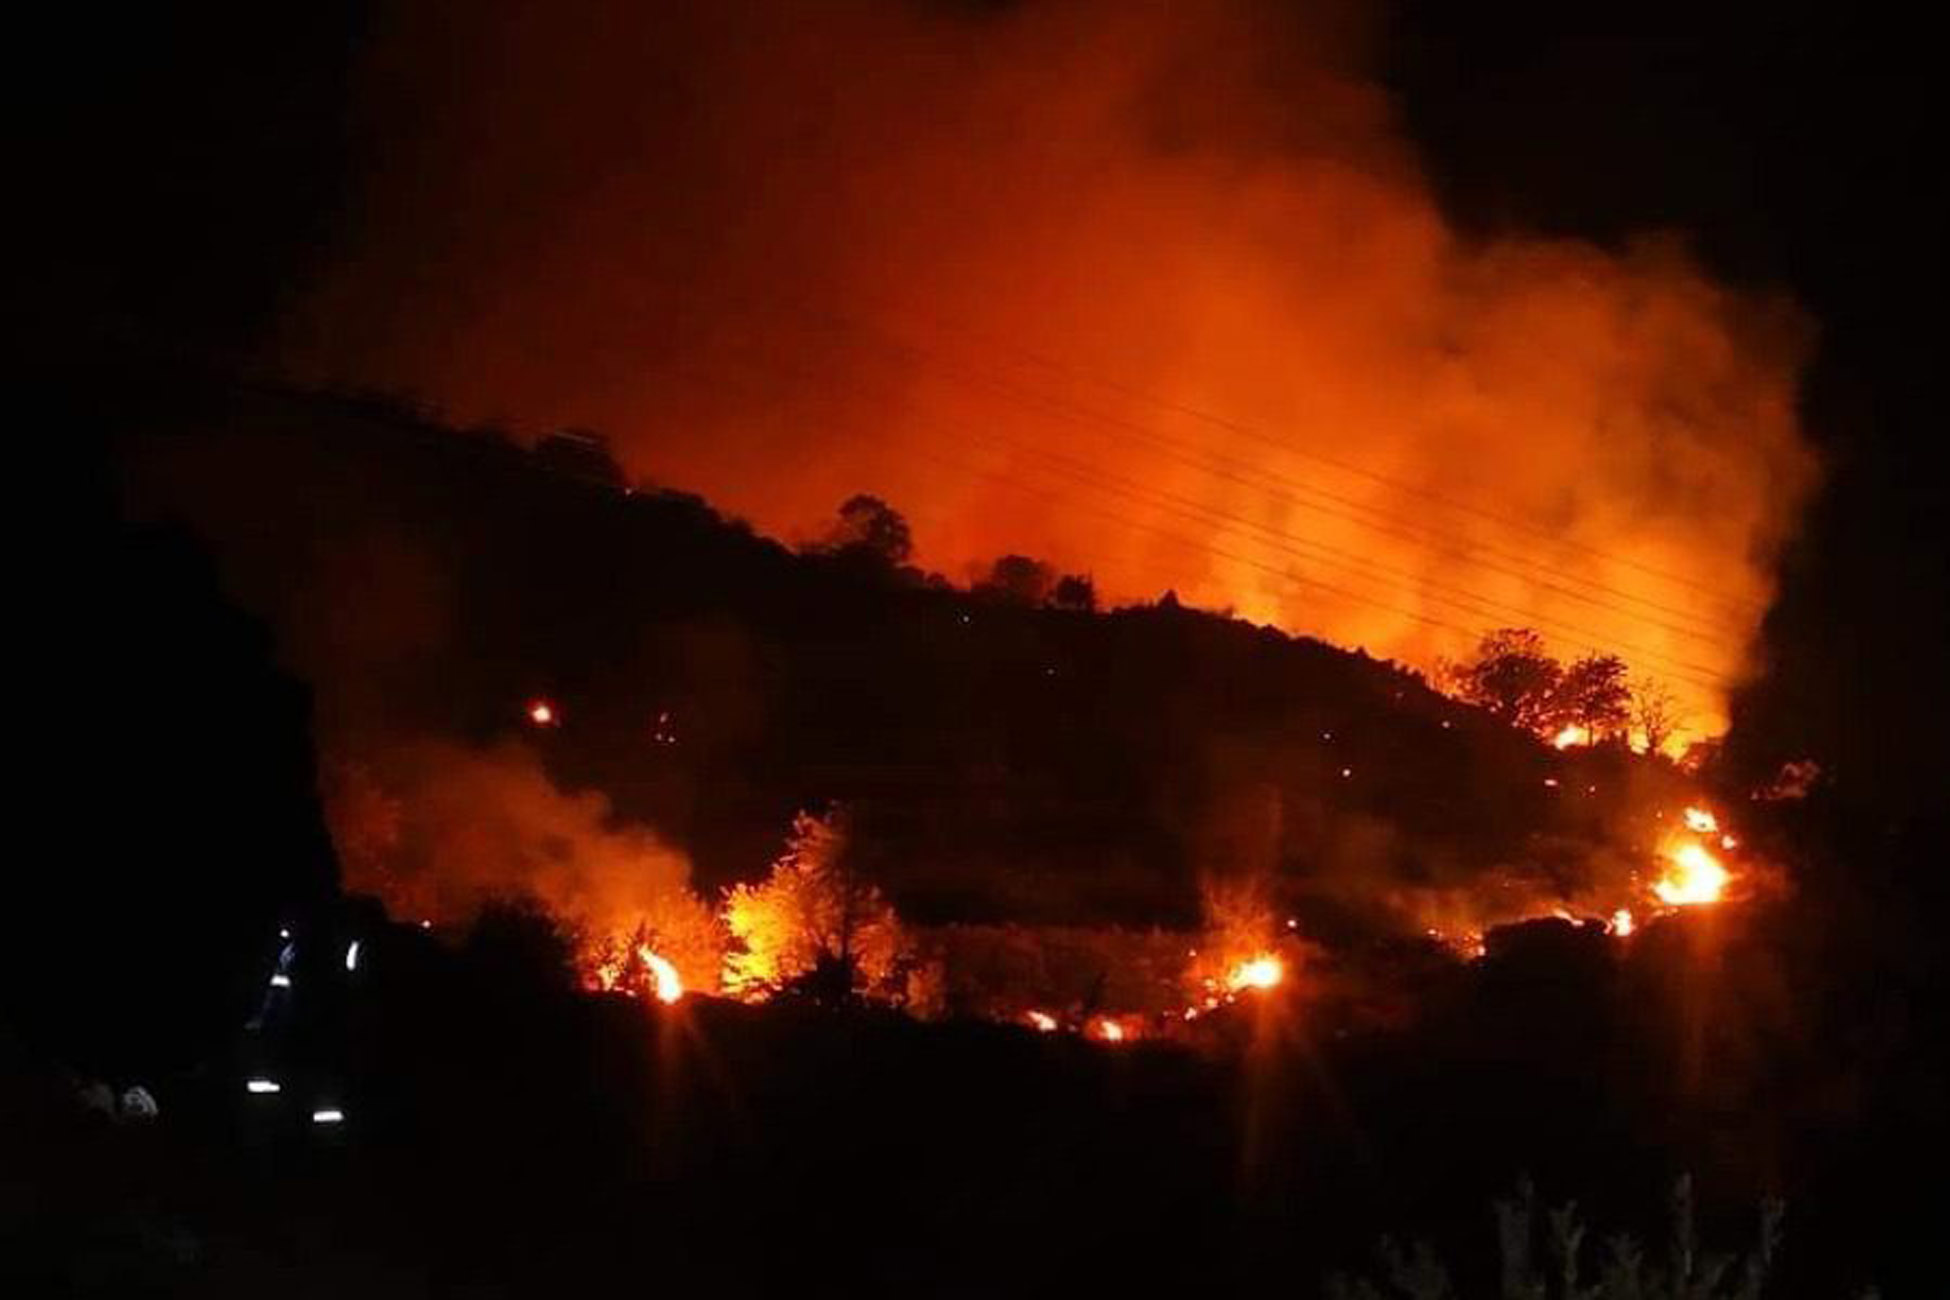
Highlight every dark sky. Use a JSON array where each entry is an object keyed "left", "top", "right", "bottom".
[{"left": 28, "top": 0, "right": 1943, "bottom": 817}]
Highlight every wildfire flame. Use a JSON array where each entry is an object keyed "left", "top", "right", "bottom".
[
  {"left": 1654, "top": 842, "right": 1730, "bottom": 906},
  {"left": 1090, "top": 1016, "right": 1130, "bottom": 1044},
  {"left": 1682, "top": 806, "right": 1720, "bottom": 834},
  {"left": 1025, "top": 1009, "right": 1059, "bottom": 1033},
  {"left": 1610, "top": 908, "right": 1635, "bottom": 937},
  {"left": 638, "top": 946, "right": 684, "bottom": 1004},
  {"left": 526, "top": 700, "right": 557, "bottom": 727},
  {"left": 1551, "top": 725, "right": 1591, "bottom": 750},
  {"left": 1225, "top": 954, "right": 1284, "bottom": 993}
]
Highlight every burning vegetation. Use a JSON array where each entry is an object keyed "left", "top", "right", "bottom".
[
  {"left": 323, "top": 707, "right": 1753, "bottom": 1043},
  {"left": 125, "top": 370, "right": 1772, "bottom": 1051}
]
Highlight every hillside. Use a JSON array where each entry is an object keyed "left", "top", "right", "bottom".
[{"left": 116, "top": 375, "right": 1710, "bottom": 955}]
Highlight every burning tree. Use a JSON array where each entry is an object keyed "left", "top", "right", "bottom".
[
  {"left": 582, "top": 891, "right": 726, "bottom": 1000},
  {"left": 1549, "top": 653, "right": 1633, "bottom": 744},
  {"left": 1448, "top": 632, "right": 1642, "bottom": 747},
  {"left": 722, "top": 808, "right": 910, "bottom": 1000},
  {"left": 1631, "top": 677, "right": 1685, "bottom": 756},
  {"left": 1185, "top": 878, "right": 1292, "bottom": 1008}
]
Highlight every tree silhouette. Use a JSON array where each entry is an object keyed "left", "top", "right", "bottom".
[
  {"left": 1631, "top": 677, "right": 1684, "bottom": 755},
  {"left": 978, "top": 554, "right": 1056, "bottom": 606},
  {"left": 823, "top": 494, "right": 913, "bottom": 566},
  {"left": 1453, "top": 629, "right": 1563, "bottom": 732},
  {"left": 1550, "top": 654, "right": 1632, "bottom": 742},
  {"left": 1050, "top": 572, "right": 1098, "bottom": 612}
]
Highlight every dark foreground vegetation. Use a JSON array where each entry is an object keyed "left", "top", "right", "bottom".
[{"left": 2, "top": 891, "right": 1927, "bottom": 1297}]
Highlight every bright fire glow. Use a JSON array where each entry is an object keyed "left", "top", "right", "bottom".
[
  {"left": 638, "top": 946, "right": 684, "bottom": 1004},
  {"left": 1225, "top": 954, "right": 1284, "bottom": 992},
  {"left": 1552, "top": 725, "right": 1591, "bottom": 750},
  {"left": 526, "top": 700, "right": 557, "bottom": 726},
  {"left": 245, "top": 1078, "right": 281, "bottom": 1095},
  {"left": 1610, "top": 908, "right": 1635, "bottom": 937},
  {"left": 1025, "top": 1010, "right": 1058, "bottom": 1032},
  {"left": 1682, "top": 806, "right": 1720, "bottom": 834},
  {"left": 1090, "top": 1017, "right": 1129, "bottom": 1044},
  {"left": 1654, "top": 843, "right": 1730, "bottom": 906},
  {"left": 311, "top": 1108, "right": 345, "bottom": 1124}
]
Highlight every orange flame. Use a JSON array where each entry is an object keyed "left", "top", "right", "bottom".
[
  {"left": 1224, "top": 954, "right": 1284, "bottom": 993},
  {"left": 1654, "top": 842, "right": 1729, "bottom": 906},
  {"left": 1682, "top": 806, "right": 1720, "bottom": 834},
  {"left": 1090, "top": 1016, "right": 1130, "bottom": 1044},
  {"left": 526, "top": 699, "right": 557, "bottom": 727},
  {"left": 638, "top": 946, "right": 684, "bottom": 1004}
]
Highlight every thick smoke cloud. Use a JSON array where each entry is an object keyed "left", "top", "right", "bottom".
[
  {"left": 291, "top": 0, "right": 1816, "bottom": 731},
  {"left": 326, "top": 739, "right": 697, "bottom": 940}
]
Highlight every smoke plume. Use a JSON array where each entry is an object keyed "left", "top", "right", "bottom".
[
  {"left": 289, "top": 0, "right": 1815, "bottom": 731},
  {"left": 326, "top": 738, "right": 698, "bottom": 941}
]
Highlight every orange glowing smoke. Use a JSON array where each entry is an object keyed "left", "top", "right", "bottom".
[
  {"left": 1654, "top": 842, "right": 1730, "bottom": 906},
  {"left": 639, "top": 946, "right": 684, "bottom": 1004},
  {"left": 300, "top": 0, "right": 1818, "bottom": 735}
]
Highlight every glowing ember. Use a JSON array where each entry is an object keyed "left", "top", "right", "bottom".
[
  {"left": 1610, "top": 908, "right": 1635, "bottom": 937},
  {"left": 1225, "top": 954, "right": 1284, "bottom": 992},
  {"left": 526, "top": 700, "right": 557, "bottom": 727},
  {"left": 638, "top": 946, "right": 684, "bottom": 1004},
  {"left": 1090, "top": 1017, "right": 1129, "bottom": 1044},
  {"left": 1682, "top": 806, "right": 1720, "bottom": 834},
  {"left": 1025, "top": 1010, "right": 1058, "bottom": 1033},
  {"left": 1654, "top": 842, "right": 1730, "bottom": 906},
  {"left": 1551, "top": 725, "right": 1590, "bottom": 750}
]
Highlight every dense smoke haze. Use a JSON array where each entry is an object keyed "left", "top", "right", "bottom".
[
  {"left": 291, "top": 0, "right": 1817, "bottom": 733},
  {"left": 325, "top": 739, "right": 700, "bottom": 941}
]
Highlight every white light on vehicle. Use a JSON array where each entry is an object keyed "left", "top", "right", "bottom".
[
  {"left": 345, "top": 941, "right": 361, "bottom": 972},
  {"left": 311, "top": 1108, "right": 345, "bottom": 1124},
  {"left": 270, "top": 973, "right": 291, "bottom": 988},
  {"left": 279, "top": 927, "right": 291, "bottom": 940},
  {"left": 246, "top": 1078, "right": 281, "bottom": 1095}
]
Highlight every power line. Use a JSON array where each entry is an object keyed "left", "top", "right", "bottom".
[
  {"left": 649, "top": 344, "right": 1735, "bottom": 698},
  {"left": 809, "top": 309, "right": 1749, "bottom": 639},
  {"left": 875, "top": 302, "right": 1770, "bottom": 617},
  {"left": 946, "top": 422, "right": 1736, "bottom": 690}
]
